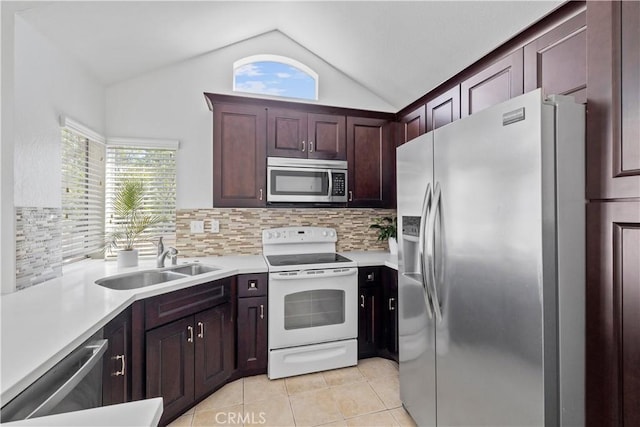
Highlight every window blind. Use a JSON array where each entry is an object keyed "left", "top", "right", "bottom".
[
  {"left": 105, "top": 146, "right": 177, "bottom": 257},
  {"left": 61, "top": 128, "right": 106, "bottom": 261}
]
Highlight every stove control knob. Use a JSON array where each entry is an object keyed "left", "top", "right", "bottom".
[
  {"left": 274, "top": 231, "right": 281, "bottom": 238},
  {"left": 322, "top": 231, "right": 328, "bottom": 237},
  {"left": 329, "top": 231, "right": 335, "bottom": 237},
  {"left": 266, "top": 232, "right": 273, "bottom": 239}
]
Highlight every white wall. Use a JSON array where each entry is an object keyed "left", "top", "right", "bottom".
[
  {"left": 14, "top": 15, "right": 105, "bottom": 208},
  {"left": 106, "top": 30, "right": 396, "bottom": 209}
]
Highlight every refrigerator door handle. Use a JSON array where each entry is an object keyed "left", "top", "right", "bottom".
[
  {"left": 418, "top": 183, "right": 434, "bottom": 319},
  {"left": 427, "top": 183, "right": 443, "bottom": 322}
]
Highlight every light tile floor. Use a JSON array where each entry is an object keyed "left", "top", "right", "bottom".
[{"left": 168, "top": 358, "right": 417, "bottom": 427}]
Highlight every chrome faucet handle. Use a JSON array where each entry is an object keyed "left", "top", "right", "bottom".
[
  {"left": 157, "top": 236, "right": 164, "bottom": 255},
  {"left": 169, "top": 248, "right": 178, "bottom": 265}
]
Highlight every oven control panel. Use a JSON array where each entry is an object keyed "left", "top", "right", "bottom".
[{"left": 262, "top": 227, "right": 337, "bottom": 244}]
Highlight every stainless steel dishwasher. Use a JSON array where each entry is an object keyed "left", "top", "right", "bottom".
[{"left": 1, "top": 330, "right": 108, "bottom": 422}]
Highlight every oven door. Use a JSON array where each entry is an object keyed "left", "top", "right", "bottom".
[{"left": 268, "top": 267, "right": 358, "bottom": 349}]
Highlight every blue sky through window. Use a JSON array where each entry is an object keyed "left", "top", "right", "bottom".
[{"left": 234, "top": 61, "right": 317, "bottom": 100}]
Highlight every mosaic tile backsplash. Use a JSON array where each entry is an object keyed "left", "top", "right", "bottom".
[
  {"left": 176, "top": 208, "right": 397, "bottom": 257},
  {"left": 15, "top": 207, "right": 63, "bottom": 290}
]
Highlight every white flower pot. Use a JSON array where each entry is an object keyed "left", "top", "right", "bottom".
[
  {"left": 388, "top": 237, "right": 398, "bottom": 255},
  {"left": 117, "top": 249, "right": 139, "bottom": 268}
]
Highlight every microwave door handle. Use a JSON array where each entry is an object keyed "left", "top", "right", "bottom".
[{"left": 328, "top": 171, "right": 333, "bottom": 198}]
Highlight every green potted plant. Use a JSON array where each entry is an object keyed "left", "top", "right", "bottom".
[
  {"left": 369, "top": 216, "right": 398, "bottom": 254},
  {"left": 107, "top": 180, "right": 164, "bottom": 267}
]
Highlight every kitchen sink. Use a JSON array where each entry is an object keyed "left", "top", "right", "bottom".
[
  {"left": 95, "top": 263, "right": 220, "bottom": 290},
  {"left": 164, "top": 264, "right": 220, "bottom": 275}
]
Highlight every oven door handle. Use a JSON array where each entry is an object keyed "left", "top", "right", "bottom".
[
  {"left": 27, "top": 339, "right": 108, "bottom": 419},
  {"left": 270, "top": 268, "right": 357, "bottom": 280}
]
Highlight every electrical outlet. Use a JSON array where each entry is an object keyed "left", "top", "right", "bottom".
[
  {"left": 210, "top": 219, "right": 220, "bottom": 233},
  {"left": 190, "top": 220, "right": 205, "bottom": 234}
]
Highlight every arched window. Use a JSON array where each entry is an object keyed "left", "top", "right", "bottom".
[{"left": 233, "top": 55, "right": 318, "bottom": 101}]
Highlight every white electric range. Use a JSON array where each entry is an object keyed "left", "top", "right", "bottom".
[{"left": 262, "top": 227, "right": 358, "bottom": 379}]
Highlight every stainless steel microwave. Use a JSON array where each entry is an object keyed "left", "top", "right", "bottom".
[{"left": 267, "top": 157, "right": 348, "bottom": 203}]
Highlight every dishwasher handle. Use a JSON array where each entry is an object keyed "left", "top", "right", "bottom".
[{"left": 27, "top": 339, "right": 108, "bottom": 420}]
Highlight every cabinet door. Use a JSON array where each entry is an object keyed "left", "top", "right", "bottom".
[
  {"left": 358, "top": 285, "right": 382, "bottom": 359},
  {"left": 194, "top": 304, "right": 234, "bottom": 400},
  {"left": 347, "top": 117, "right": 395, "bottom": 208},
  {"left": 146, "top": 316, "right": 194, "bottom": 424},
  {"left": 267, "top": 108, "right": 307, "bottom": 158},
  {"left": 308, "top": 113, "right": 346, "bottom": 160},
  {"left": 213, "top": 103, "right": 267, "bottom": 207},
  {"left": 103, "top": 308, "right": 131, "bottom": 405},
  {"left": 524, "top": 11, "right": 586, "bottom": 103},
  {"left": 587, "top": 1, "right": 640, "bottom": 200},
  {"left": 237, "top": 296, "right": 268, "bottom": 374},
  {"left": 586, "top": 201, "right": 640, "bottom": 426},
  {"left": 383, "top": 269, "right": 399, "bottom": 361},
  {"left": 398, "top": 105, "right": 426, "bottom": 146},
  {"left": 461, "top": 50, "right": 524, "bottom": 117},
  {"left": 426, "top": 85, "right": 461, "bottom": 132}
]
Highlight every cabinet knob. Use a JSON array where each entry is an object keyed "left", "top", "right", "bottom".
[
  {"left": 367, "top": 272, "right": 375, "bottom": 281},
  {"left": 248, "top": 280, "right": 257, "bottom": 290},
  {"left": 112, "top": 354, "right": 125, "bottom": 377}
]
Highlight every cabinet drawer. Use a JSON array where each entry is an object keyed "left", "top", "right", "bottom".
[
  {"left": 145, "top": 277, "right": 233, "bottom": 330},
  {"left": 237, "top": 273, "right": 268, "bottom": 298},
  {"left": 358, "top": 267, "right": 382, "bottom": 288}
]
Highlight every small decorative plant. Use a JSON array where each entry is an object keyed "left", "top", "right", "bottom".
[
  {"left": 369, "top": 216, "right": 397, "bottom": 242},
  {"left": 107, "top": 180, "right": 164, "bottom": 252}
]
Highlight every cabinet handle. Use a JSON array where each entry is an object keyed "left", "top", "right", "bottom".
[
  {"left": 187, "top": 326, "right": 194, "bottom": 343},
  {"left": 309, "top": 141, "right": 314, "bottom": 152},
  {"left": 389, "top": 297, "right": 395, "bottom": 311},
  {"left": 112, "top": 355, "right": 125, "bottom": 377},
  {"left": 367, "top": 272, "right": 375, "bottom": 281},
  {"left": 260, "top": 305, "right": 264, "bottom": 320},
  {"left": 349, "top": 190, "right": 353, "bottom": 202},
  {"left": 248, "top": 280, "right": 257, "bottom": 290},
  {"left": 301, "top": 140, "right": 306, "bottom": 152},
  {"left": 360, "top": 294, "right": 365, "bottom": 308},
  {"left": 259, "top": 188, "right": 263, "bottom": 201},
  {"left": 197, "top": 321, "right": 204, "bottom": 338}
]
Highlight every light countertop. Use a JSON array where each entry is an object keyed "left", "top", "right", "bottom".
[{"left": 1, "top": 251, "right": 395, "bottom": 406}]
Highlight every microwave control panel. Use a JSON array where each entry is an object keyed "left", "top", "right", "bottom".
[{"left": 331, "top": 173, "right": 346, "bottom": 196}]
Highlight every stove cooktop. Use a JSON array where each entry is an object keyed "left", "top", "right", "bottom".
[{"left": 266, "top": 253, "right": 353, "bottom": 267}]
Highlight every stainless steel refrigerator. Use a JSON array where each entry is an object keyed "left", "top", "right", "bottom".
[{"left": 397, "top": 89, "right": 585, "bottom": 427}]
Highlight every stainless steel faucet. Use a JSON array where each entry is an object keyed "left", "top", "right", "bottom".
[{"left": 156, "top": 237, "right": 178, "bottom": 267}]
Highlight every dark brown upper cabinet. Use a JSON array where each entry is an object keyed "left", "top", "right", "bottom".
[
  {"left": 211, "top": 103, "right": 267, "bottom": 207},
  {"left": 267, "top": 108, "right": 346, "bottom": 160},
  {"left": 524, "top": 11, "right": 586, "bottom": 103},
  {"left": 586, "top": 0, "right": 640, "bottom": 200},
  {"left": 461, "top": 50, "right": 524, "bottom": 117},
  {"left": 346, "top": 116, "right": 395, "bottom": 208},
  {"left": 397, "top": 104, "right": 426, "bottom": 146},
  {"left": 426, "top": 85, "right": 461, "bottom": 132}
]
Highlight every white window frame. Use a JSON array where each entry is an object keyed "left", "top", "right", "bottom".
[
  {"left": 105, "top": 137, "right": 179, "bottom": 258},
  {"left": 60, "top": 116, "right": 106, "bottom": 262}
]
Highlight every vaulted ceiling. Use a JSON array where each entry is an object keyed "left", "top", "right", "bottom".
[{"left": 16, "top": 1, "right": 563, "bottom": 111}]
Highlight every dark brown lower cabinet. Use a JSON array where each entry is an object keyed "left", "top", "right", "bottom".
[
  {"left": 587, "top": 201, "right": 640, "bottom": 426},
  {"left": 102, "top": 307, "right": 132, "bottom": 406},
  {"left": 358, "top": 284, "right": 381, "bottom": 359},
  {"left": 146, "top": 303, "right": 233, "bottom": 425},
  {"left": 237, "top": 296, "right": 268, "bottom": 375}
]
